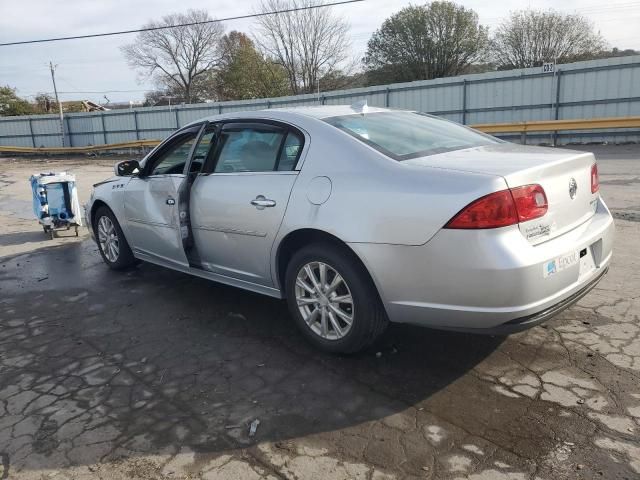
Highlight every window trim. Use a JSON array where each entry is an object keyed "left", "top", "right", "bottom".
[
  {"left": 273, "top": 133, "right": 287, "bottom": 171},
  {"left": 202, "top": 119, "right": 305, "bottom": 175},
  {"left": 191, "top": 122, "right": 220, "bottom": 175}
]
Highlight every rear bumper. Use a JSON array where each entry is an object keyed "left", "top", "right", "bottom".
[
  {"left": 444, "top": 265, "right": 608, "bottom": 335},
  {"left": 349, "top": 197, "right": 614, "bottom": 332}
]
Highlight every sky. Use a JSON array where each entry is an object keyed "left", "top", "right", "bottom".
[{"left": 1, "top": 0, "right": 639, "bottom": 103}]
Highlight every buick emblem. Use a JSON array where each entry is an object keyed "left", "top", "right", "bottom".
[{"left": 569, "top": 178, "right": 578, "bottom": 199}]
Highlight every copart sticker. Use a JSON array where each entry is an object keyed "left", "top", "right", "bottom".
[
  {"left": 525, "top": 221, "right": 554, "bottom": 240},
  {"left": 544, "top": 251, "right": 579, "bottom": 278}
]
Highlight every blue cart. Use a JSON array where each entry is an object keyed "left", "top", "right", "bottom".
[{"left": 30, "top": 172, "right": 82, "bottom": 239}]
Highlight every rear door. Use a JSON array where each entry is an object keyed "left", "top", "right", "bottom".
[
  {"left": 123, "top": 125, "right": 203, "bottom": 267},
  {"left": 190, "top": 121, "right": 304, "bottom": 286}
]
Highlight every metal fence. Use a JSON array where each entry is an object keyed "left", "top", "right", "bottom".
[{"left": 2, "top": 54, "right": 640, "bottom": 148}]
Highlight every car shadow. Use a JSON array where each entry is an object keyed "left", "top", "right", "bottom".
[{"left": 0, "top": 241, "right": 505, "bottom": 474}]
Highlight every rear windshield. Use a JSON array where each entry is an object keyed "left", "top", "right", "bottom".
[{"left": 324, "top": 111, "right": 499, "bottom": 160}]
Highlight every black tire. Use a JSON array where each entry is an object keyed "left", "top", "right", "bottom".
[
  {"left": 94, "top": 206, "right": 136, "bottom": 270},
  {"left": 285, "top": 242, "right": 388, "bottom": 354}
]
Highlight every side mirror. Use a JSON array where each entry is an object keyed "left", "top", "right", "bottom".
[{"left": 114, "top": 160, "right": 140, "bottom": 177}]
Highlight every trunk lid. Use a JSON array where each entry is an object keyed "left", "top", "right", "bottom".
[{"left": 405, "top": 143, "right": 599, "bottom": 244}]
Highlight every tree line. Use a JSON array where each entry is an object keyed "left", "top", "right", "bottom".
[
  {"left": 124, "top": 0, "right": 354, "bottom": 106},
  {"left": 2, "top": 0, "right": 638, "bottom": 115}
]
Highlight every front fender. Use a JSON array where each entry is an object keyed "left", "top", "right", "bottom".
[{"left": 86, "top": 177, "right": 132, "bottom": 239}]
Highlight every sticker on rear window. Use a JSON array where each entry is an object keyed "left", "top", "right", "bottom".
[{"left": 543, "top": 251, "right": 579, "bottom": 278}]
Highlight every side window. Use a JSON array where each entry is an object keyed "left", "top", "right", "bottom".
[
  {"left": 277, "top": 132, "right": 303, "bottom": 171},
  {"left": 214, "top": 127, "right": 285, "bottom": 173},
  {"left": 149, "top": 133, "right": 197, "bottom": 176}
]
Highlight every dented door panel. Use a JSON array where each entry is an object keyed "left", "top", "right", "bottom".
[{"left": 123, "top": 175, "right": 188, "bottom": 267}]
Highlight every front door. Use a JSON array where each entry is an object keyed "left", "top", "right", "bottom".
[
  {"left": 123, "top": 125, "right": 202, "bottom": 268},
  {"left": 191, "top": 122, "right": 305, "bottom": 286}
]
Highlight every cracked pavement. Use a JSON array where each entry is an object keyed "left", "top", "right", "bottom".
[{"left": 0, "top": 145, "right": 639, "bottom": 480}]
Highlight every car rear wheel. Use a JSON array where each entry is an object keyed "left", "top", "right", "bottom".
[
  {"left": 94, "top": 206, "right": 136, "bottom": 270},
  {"left": 285, "top": 243, "right": 388, "bottom": 354}
]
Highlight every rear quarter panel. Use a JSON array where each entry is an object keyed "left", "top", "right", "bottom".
[{"left": 276, "top": 120, "right": 507, "bottom": 246}]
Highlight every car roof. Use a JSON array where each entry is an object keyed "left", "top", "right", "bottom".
[
  {"left": 189, "top": 105, "right": 394, "bottom": 126},
  {"left": 270, "top": 105, "right": 392, "bottom": 119}
]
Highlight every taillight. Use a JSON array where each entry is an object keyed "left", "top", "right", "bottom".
[
  {"left": 445, "top": 190, "right": 518, "bottom": 229},
  {"left": 591, "top": 163, "right": 599, "bottom": 193},
  {"left": 445, "top": 184, "right": 548, "bottom": 229},
  {"left": 511, "top": 184, "right": 548, "bottom": 222}
]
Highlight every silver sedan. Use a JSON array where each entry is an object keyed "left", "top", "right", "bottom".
[{"left": 85, "top": 106, "right": 614, "bottom": 353}]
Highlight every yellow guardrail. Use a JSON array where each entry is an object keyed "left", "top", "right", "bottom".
[
  {"left": 0, "top": 139, "right": 160, "bottom": 155},
  {"left": 471, "top": 116, "right": 640, "bottom": 134},
  {"left": 1, "top": 116, "right": 639, "bottom": 154}
]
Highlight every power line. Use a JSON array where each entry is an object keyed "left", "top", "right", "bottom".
[{"left": 0, "top": 0, "right": 364, "bottom": 47}]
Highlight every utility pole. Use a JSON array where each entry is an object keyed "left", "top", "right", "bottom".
[{"left": 49, "top": 61, "right": 65, "bottom": 147}]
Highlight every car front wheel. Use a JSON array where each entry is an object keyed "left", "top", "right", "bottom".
[
  {"left": 94, "top": 206, "right": 136, "bottom": 270},
  {"left": 285, "top": 243, "right": 388, "bottom": 354}
]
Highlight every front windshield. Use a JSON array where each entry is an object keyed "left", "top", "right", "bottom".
[{"left": 324, "top": 111, "right": 499, "bottom": 160}]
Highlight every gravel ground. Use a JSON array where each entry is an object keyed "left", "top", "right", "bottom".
[{"left": 0, "top": 146, "right": 639, "bottom": 480}]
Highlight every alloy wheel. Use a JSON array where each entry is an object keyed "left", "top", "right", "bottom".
[
  {"left": 97, "top": 216, "right": 120, "bottom": 263},
  {"left": 294, "top": 261, "right": 354, "bottom": 340}
]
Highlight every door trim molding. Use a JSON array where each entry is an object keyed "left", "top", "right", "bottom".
[
  {"left": 128, "top": 218, "right": 172, "bottom": 228},
  {"left": 192, "top": 224, "right": 267, "bottom": 237}
]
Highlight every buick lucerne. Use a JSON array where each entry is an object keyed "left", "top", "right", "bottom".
[{"left": 86, "top": 106, "right": 614, "bottom": 353}]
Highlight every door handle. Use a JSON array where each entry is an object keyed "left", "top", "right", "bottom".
[
  {"left": 250, "top": 195, "right": 276, "bottom": 209},
  {"left": 166, "top": 198, "right": 176, "bottom": 205}
]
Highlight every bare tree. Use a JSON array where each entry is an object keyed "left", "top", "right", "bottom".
[
  {"left": 491, "top": 10, "right": 607, "bottom": 69},
  {"left": 34, "top": 93, "right": 55, "bottom": 113},
  {"left": 254, "top": 0, "right": 351, "bottom": 95},
  {"left": 121, "top": 10, "right": 224, "bottom": 103}
]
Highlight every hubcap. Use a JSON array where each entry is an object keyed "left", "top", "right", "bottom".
[
  {"left": 295, "top": 261, "right": 354, "bottom": 340},
  {"left": 97, "top": 216, "right": 119, "bottom": 263}
]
